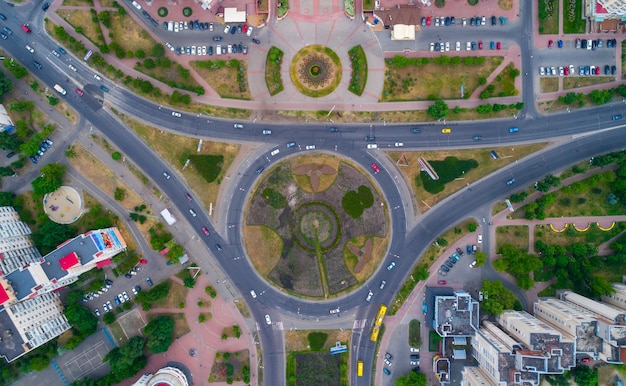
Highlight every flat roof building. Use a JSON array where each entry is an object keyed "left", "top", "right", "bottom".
[{"left": 433, "top": 290, "right": 480, "bottom": 338}]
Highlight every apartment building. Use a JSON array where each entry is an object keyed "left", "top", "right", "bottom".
[{"left": 0, "top": 208, "right": 126, "bottom": 362}]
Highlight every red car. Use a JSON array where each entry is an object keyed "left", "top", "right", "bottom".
[
  {"left": 75, "top": 88, "right": 84, "bottom": 96},
  {"left": 437, "top": 280, "right": 447, "bottom": 285},
  {"left": 426, "top": 16, "right": 431, "bottom": 26},
  {"left": 595, "top": 66, "right": 600, "bottom": 75},
  {"left": 496, "top": 41, "right": 501, "bottom": 50},
  {"left": 242, "top": 23, "right": 248, "bottom": 33},
  {"left": 184, "top": 193, "right": 192, "bottom": 201},
  {"left": 581, "top": 357, "right": 590, "bottom": 363},
  {"left": 21, "top": 24, "right": 31, "bottom": 33},
  {"left": 139, "top": 259, "right": 148, "bottom": 264},
  {"left": 478, "top": 40, "right": 483, "bottom": 50},
  {"left": 202, "top": 227, "right": 210, "bottom": 236},
  {"left": 371, "top": 163, "right": 380, "bottom": 173},
  {"left": 563, "top": 66, "right": 569, "bottom": 76},
  {"left": 548, "top": 40, "right": 553, "bottom": 48}
]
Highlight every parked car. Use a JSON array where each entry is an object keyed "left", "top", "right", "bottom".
[
  {"left": 146, "top": 277, "right": 153, "bottom": 286},
  {"left": 437, "top": 280, "right": 447, "bottom": 285}
]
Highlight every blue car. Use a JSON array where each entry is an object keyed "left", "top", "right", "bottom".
[
  {"left": 509, "top": 127, "right": 519, "bottom": 133},
  {"left": 612, "top": 114, "right": 622, "bottom": 121},
  {"left": 230, "top": 26, "right": 237, "bottom": 34},
  {"left": 467, "top": 245, "right": 472, "bottom": 254},
  {"left": 383, "top": 368, "right": 391, "bottom": 375},
  {"left": 58, "top": 47, "right": 67, "bottom": 54},
  {"left": 100, "top": 85, "right": 109, "bottom": 92}
]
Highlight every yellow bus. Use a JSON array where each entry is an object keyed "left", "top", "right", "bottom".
[
  {"left": 369, "top": 305, "right": 387, "bottom": 342},
  {"left": 370, "top": 325, "right": 380, "bottom": 342},
  {"left": 357, "top": 360, "right": 363, "bottom": 377}
]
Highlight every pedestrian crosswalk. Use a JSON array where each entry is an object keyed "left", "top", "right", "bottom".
[{"left": 353, "top": 319, "right": 368, "bottom": 329}]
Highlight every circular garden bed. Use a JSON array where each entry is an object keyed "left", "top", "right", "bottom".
[{"left": 290, "top": 45, "right": 342, "bottom": 98}]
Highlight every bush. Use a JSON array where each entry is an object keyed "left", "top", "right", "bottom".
[
  {"left": 112, "top": 151, "right": 121, "bottom": 160},
  {"left": 342, "top": 185, "right": 374, "bottom": 218},
  {"left": 114, "top": 187, "right": 125, "bottom": 201}
]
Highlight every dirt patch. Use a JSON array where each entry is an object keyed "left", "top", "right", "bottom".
[
  {"left": 540, "top": 78, "right": 559, "bottom": 93},
  {"left": 208, "top": 349, "right": 250, "bottom": 383},
  {"left": 382, "top": 56, "right": 503, "bottom": 101},
  {"left": 191, "top": 60, "right": 251, "bottom": 100},
  {"left": 498, "top": 0, "right": 513, "bottom": 10},
  {"left": 109, "top": 13, "right": 158, "bottom": 53},
  {"left": 107, "top": 320, "right": 128, "bottom": 346},
  {"left": 120, "top": 115, "right": 240, "bottom": 219},
  {"left": 67, "top": 142, "right": 145, "bottom": 210},
  {"left": 60, "top": 9, "right": 104, "bottom": 46},
  {"left": 245, "top": 160, "right": 387, "bottom": 297},
  {"left": 563, "top": 76, "right": 614, "bottom": 90},
  {"left": 387, "top": 143, "right": 550, "bottom": 212},
  {"left": 289, "top": 154, "right": 342, "bottom": 193},
  {"left": 344, "top": 236, "right": 388, "bottom": 282},
  {"left": 116, "top": 308, "right": 147, "bottom": 339},
  {"left": 495, "top": 225, "right": 529, "bottom": 253}
]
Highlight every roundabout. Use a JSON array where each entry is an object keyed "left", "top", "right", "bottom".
[{"left": 243, "top": 155, "right": 389, "bottom": 298}]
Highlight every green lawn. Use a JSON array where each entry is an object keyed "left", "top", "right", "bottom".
[
  {"left": 563, "top": 0, "right": 586, "bottom": 34},
  {"left": 409, "top": 320, "right": 421, "bottom": 348},
  {"left": 538, "top": 0, "right": 559, "bottom": 34}
]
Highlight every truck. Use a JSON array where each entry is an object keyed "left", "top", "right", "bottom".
[
  {"left": 53, "top": 84, "right": 67, "bottom": 95},
  {"left": 160, "top": 208, "right": 176, "bottom": 225}
]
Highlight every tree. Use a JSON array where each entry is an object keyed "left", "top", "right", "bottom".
[
  {"left": 481, "top": 280, "right": 519, "bottom": 315},
  {"left": 427, "top": 99, "right": 449, "bottom": 119},
  {"left": 183, "top": 276, "right": 196, "bottom": 288},
  {"left": 395, "top": 371, "right": 426, "bottom": 386},
  {"left": 0, "top": 71, "right": 13, "bottom": 99},
  {"left": 143, "top": 316, "right": 174, "bottom": 353},
  {"left": 103, "top": 312, "right": 115, "bottom": 325},
  {"left": 0, "top": 192, "right": 15, "bottom": 207},
  {"left": 571, "top": 365, "right": 598, "bottom": 386},
  {"left": 31, "top": 163, "right": 66, "bottom": 196},
  {"left": 468, "top": 223, "right": 477, "bottom": 232},
  {"left": 104, "top": 336, "right": 146, "bottom": 382},
  {"left": 31, "top": 221, "right": 76, "bottom": 254},
  {"left": 475, "top": 251, "right": 487, "bottom": 267},
  {"left": 0, "top": 131, "right": 20, "bottom": 151},
  {"left": 114, "top": 187, "right": 125, "bottom": 201},
  {"left": 27, "top": 356, "right": 50, "bottom": 372},
  {"left": 64, "top": 304, "right": 98, "bottom": 336},
  {"left": 0, "top": 167, "right": 13, "bottom": 177}
]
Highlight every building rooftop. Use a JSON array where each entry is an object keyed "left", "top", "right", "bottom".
[
  {"left": 5, "top": 269, "right": 36, "bottom": 301},
  {"left": 0, "top": 306, "right": 24, "bottom": 362},
  {"left": 434, "top": 290, "right": 480, "bottom": 337}
]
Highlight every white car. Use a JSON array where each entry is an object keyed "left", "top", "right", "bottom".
[
  {"left": 539, "top": 66, "right": 545, "bottom": 76},
  {"left": 367, "top": 144, "right": 378, "bottom": 149},
  {"left": 246, "top": 26, "right": 253, "bottom": 36},
  {"left": 440, "top": 43, "right": 445, "bottom": 53},
  {"left": 68, "top": 64, "right": 77, "bottom": 71},
  {"left": 455, "top": 41, "right": 460, "bottom": 51},
  {"left": 384, "top": 358, "right": 392, "bottom": 366},
  {"left": 122, "top": 291, "right": 129, "bottom": 301},
  {"left": 478, "top": 234, "right": 482, "bottom": 243},
  {"left": 250, "top": 290, "right": 257, "bottom": 298},
  {"left": 305, "top": 145, "right": 316, "bottom": 150},
  {"left": 469, "top": 260, "right": 477, "bottom": 268},
  {"left": 569, "top": 64, "right": 575, "bottom": 75},
  {"left": 330, "top": 308, "right": 340, "bottom": 314},
  {"left": 559, "top": 66, "right": 564, "bottom": 76},
  {"left": 234, "top": 123, "right": 243, "bottom": 129},
  {"left": 174, "top": 22, "right": 179, "bottom": 32},
  {"left": 394, "top": 142, "right": 404, "bottom": 147},
  {"left": 410, "top": 347, "right": 420, "bottom": 353},
  {"left": 466, "top": 41, "right": 472, "bottom": 51},
  {"left": 191, "top": 46, "right": 196, "bottom": 55},
  {"left": 172, "top": 111, "right": 182, "bottom": 117},
  {"left": 270, "top": 149, "right": 280, "bottom": 156},
  {"left": 445, "top": 42, "right": 450, "bottom": 51},
  {"left": 224, "top": 24, "right": 230, "bottom": 33},
  {"left": 435, "top": 17, "right": 440, "bottom": 27},
  {"left": 201, "top": 46, "right": 206, "bottom": 55},
  {"left": 94, "top": 74, "right": 102, "bottom": 81},
  {"left": 265, "top": 314, "right": 272, "bottom": 324},
  {"left": 429, "top": 42, "right": 434, "bottom": 52},
  {"left": 366, "top": 290, "right": 373, "bottom": 302}
]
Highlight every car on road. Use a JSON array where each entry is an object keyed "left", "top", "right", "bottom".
[
  {"left": 262, "top": 129, "right": 272, "bottom": 135},
  {"left": 411, "top": 128, "right": 421, "bottom": 133},
  {"left": 613, "top": 114, "right": 623, "bottom": 121},
  {"left": 441, "top": 128, "right": 451, "bottom": 134},
  {"left": 509, "top": 127, "right": 519, "bottom": 133},
  {"left": 140, "top": 259, "right": 147, "bottom": 264},
  {"left": 163, "top": 171, "right": 171, "bottom": 179},
  {"left": 383, "top": 368, "right": 391, "bottom": 375},
  {"left": 366, "top": 290, "right": 373, "bottom": 302},
  {"left": 394, "top": 142, "right": 404, "bottom": 147},
  {"left": 215, "top": 244, "right": 223, "bottom": 251},
  {"left": 74, "top": 88, "right": 84, "bottom": 96},
  {"left": 265, "top": 314, "right": 272, "bottom": 324},
  {"left": 100, "top": 85, "right": 109, "bottom": 92},
  {"left": 185, "top": 193, "right": 193, "bottom": 201},
  {"left": 387, "top": 262, "right": 396, "bottom": 271},
  {"left": 506, "top": 178, "right": 516, "bottom": 186},
  {"left": 270, "top": 149, "right": 279, "bottom": 156},
  {"left": 472, "top": 135, "right": 482, "bottom": 141},
  {"left": 379, "top": 280, "right": 386, "bottom": 289},
  {"left": 286, "top": 142, "right": 296, "bottom": 148},
  {"left": 33, "top": 61, "right": 42, "bottom": 69},
  {"left": 365, "top": 135, "right": 376, "bottom": 141},
  {"left": 366, "top": 143, "right": 377, "bottom": 149},
  {"left": 0, "top": 13, "right": 5, "bottom": 20},
  {"left": 305, "top": 145, "right": 316, "bottom": 150},
  {"left": 250, "top": 290, "right": 257, "bottom": 298},
  {"left": 201, "top": 227, "right": 210, "bottom": 236},
  {"left": 68, "top": 64, "right": 77, "bottom": 71},
  {"left": 371, "top": 163, "right": 380, "bottom": 173},
  {"left": 25, "top": 45, "right": 34, "bottom": 53},
  {"left": 233, "top": 123, "right": 243, "bottom": 129},
  {"left": 189, "top": 209, "right": 197, "bottom": 218},
  {"left": 329, "top": 308, "right": 340, "bottom": 314},
  {"left": 437, "top": 280, "right": 446, "bottom": 285}
]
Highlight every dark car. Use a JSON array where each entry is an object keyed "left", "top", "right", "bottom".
[
  {"left": 6, "top": 152, "right": 15, "bottom": 158},
  {"left": 365, "top": 135, "right": 376, "bottom": 142},
  {"left": 237, "top": 43, "right": 243, "bottom": 53},
  {"left": 506, "top": 178, "right": 516, "bottom": 186},
  {"left": 440, "top": 264, "right": 450, "bottom": 272},
  {"left": 411, "top": 128, "right": 421, "bottom": 133},
  {"left": 557, "top": 39, "right": 563, "bottom": 48},
  {"left": 470, "top": 17, "right": 475, "bottom": 26},
  {"left": 42, "top": 2, "right": 50, "bottom": 11},
  {"left": 194, "top": 20, "right": 200, "bottom": 30},
  {"left": 215, "top": 244, "right": 223, "bottom": 252},
  {"left": 605, "top": 65, "right": 610, "bottom": 75},
  {"left": 612, "top": 114, "right": 623, "bottom": 121},
  {"left": 329, "top": 127, "right": 339, "bottom": 132},
  {"left": 184, "top": 193, "right": 193, "bottom": 201},
  {"left": 491, "top": 15, "right": 496, "bottom": 25},
  {"left": 467, "top": 244, "right": 472, "bottom": 254},
  {"left": 256, "top": 166, "right": 265, "bottom": 174},
  {"left": 33, "top": 61, "right": 42, "bottom": 69},
  {"left": 434, "top": 42, "right": 440, "bottom": 52},
  {"left": 3, "top": 27, "right": 12, "bottom": 36},
  {"left": 581, "top": 39, "right": 587, "bottom": 49},
  {"left": 473, "top": 135, "right": 482, "bottom": 141},
  {"left": 252, "top": 38, "right": 261, "bottom": 44},
  {"left": 213, "top": 36, "right": 223, "bottom": 41},
  {"left": 450, "top": 16, "right": 455, "bottom": 25},
  {"left": 230, "top": 26, "right": 237, "bottom": 34},
  {"left": 445, "top": 260, "right": 454, "bottom": 268},
  {"left": 124, "top": 273, "right": 132, "bottom": 278},
  {"left": 188, "top": 21, "right": 194, "bottom": 29},
  {"left": 146, "top": 277, "right": 153, "bottom": 286},
  {"left": 100, "top": 85, "right": 109, "bottom": 92},
  {"left": 29, "top": 155, "right": 38, "bottom": 164},
  {"left": 612, "top": 65, "right": 617, "bottom": 75},
  {"left": 0, "top": 13, "right": 6, "bottom": 20},
  {"left": 208, "top": 46, "right": 213, "bottom": 55},
  {"left": 548, "top": 40, "right": 553, "bottom": 48},
  {"left": 471, "top": 41, "right": 477, "bottom": 50},
  {"left": 456, "top": 247, "right": 464, "bottom": 256},
  {"left": 58, "top": 47, "right": 67, "bottom": 54},
  {"left": 444, "top": 17, "right": 450, "bottom": 26}
]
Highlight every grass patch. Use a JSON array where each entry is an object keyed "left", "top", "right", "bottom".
[
  {"left": 191, "top": 59, "right": 251, "bottom": 100},
  {"left": 188, "top": 154, "right": 224, "bottom": 183},
  {"left": 419, "top": 157, "right": 479, "bottom": 194},
  {"left": 563, "top": 76, "right": 614, "bottom": 90},
  {"left": 61, "top": 9, "right": 105, "bottom": 46},
  {"left": 408, "top": 319, "right": 421, "bottom": 348},
  {"left": 534, "top": 222, "right": 625, "bottom": 248},
  {"left": 540, "top": 77, "right": 559, "bottom": 93},
  {"left": 265, "top": 46, "right": 285, "bottom": 96},
  {"left": 121, "top": 115, "right": 239, "bottom": 217},
  {"left": 344, "top": 235, "right": 388, "bottom": 283},
  {"left": 308, "top": 332, "right": 328, "bottom": 351},
  {"left": 109, "top": 12, "right": 158, "bottom": 53},
  {"left": 107, "top": 322, "right": 128, "bottom": 346},
  {"left": 136, "top": 59, "right": 204, "bottom": 96},
  {"left": 498, "top": 0, "right": 513, "bottom": 10},
  {"left": 538, "top": 0, "right": 559, "bottom": 34},
  {"left": 149, "top": 280, "right": 188, "bottom": 309},
  {"left": 208, "top": 350, "right": 250, "bottom": 383},
  {"left": 389, "top": 143, "right": 550, "bottom": 212},
  {"left": 348, "top": 45, "right": 368, "bottom": 96},
  {"left": 243, "top": 225, "right": 283, "bottom": 276},
  {"left": 341, "top": 185, "right": 374, "bottom": 218},
  {"left": 363, "top": 0, "right": 374, "bottom": 10},
  {"left": 479, "top": 62, "right": 519, "bottom": 99},
  {"left": 495, "top": 225, "right": 529, "bottom": 253},
  {"left": 563, "top": 0, "right": 586, "bottom": 34},
  {"left": 381, "top": 55, "right": 503, "bottom": 101},
  {"left": 428, "top": 330, "right": 442, "bottom": 352},
  {"left": 623, "top": 40, "right": 626, "bottom": 78}
]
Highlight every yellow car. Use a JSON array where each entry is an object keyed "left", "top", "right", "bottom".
[{"left": 441, "top": 127, "right": 452, "bottom": 134}]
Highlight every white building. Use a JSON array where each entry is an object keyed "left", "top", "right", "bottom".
[
  {"left": 0, "top": 206, "right": 42, "bottom": 275},
  {"left": 0, "top": 105, "right": 14, "bottom": 132},
  {"left": 133, "top": 366, "right": 190, "bottom": 386}
]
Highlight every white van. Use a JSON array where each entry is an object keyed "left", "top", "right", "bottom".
[
  {"left": 367, "top": 144, "right": 378, "bottom": 149},
  {"left": 168, "top": 21, "right": 173, "bottom": 31},
  {"left": 216, "top": 45, "right": 222, "bottom": 55}
]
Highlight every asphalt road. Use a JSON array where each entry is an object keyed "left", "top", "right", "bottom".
[{"left": 2, "top": 2, "right": 626, "bottom": 385}]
